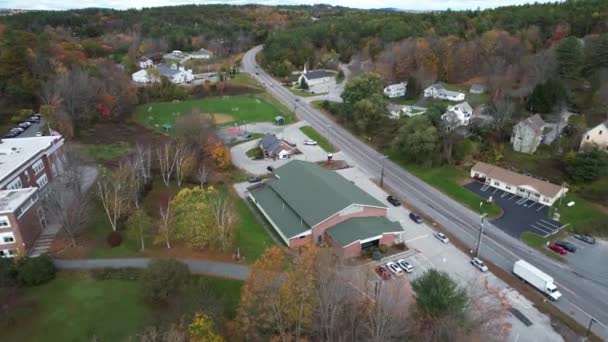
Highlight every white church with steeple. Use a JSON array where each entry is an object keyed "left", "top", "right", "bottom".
[{"left": 297, "top": 64, "right": 332, "bottom": 87}]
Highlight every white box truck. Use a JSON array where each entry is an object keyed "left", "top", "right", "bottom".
[{"left": 513, "top": 260, "right": 562, "bottom": 301}]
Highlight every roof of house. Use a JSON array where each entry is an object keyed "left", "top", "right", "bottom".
[
  {"left": 326, "top": 216, "right": 403, "bottom": 246},
  {"left": 585, "top": 120, "right": 608, "bottom": 134},
  {"left": 449, "top": 101, "right": 472, "bottom": 113},
  {"left": 427, "top": 83, "right": 445, "bottom": 90},
  {"left": 0, "top": 136, "right": 63, "bottom": 185},
  {"left": 470, "top": 84, "right": 486, "bottom": 92},
  {"left": 518, "top": 114, "right": 546, "bottom": 133},
  {"left": 384, "top": 82, "right": 407, "bottom": 90},
  {"left": 190, "top": 48, "right": 212, "bottom": 56},
  {"left": 471, "top": 161, "right": 564, "bottom": 198},
  {"left": 138, "top": 56, "right": 151, "bottom": 62},
  {"left": 156, "top": 63, "right": 181, "bottom": 77},
  {"left": 303, "top": 69, "right": 331, "bottom": 80},
  {"left": 250, "top": 160, "right": 386, "bottom": 238},
  {"left": 0, "top": 188, "right": 37, "bottom": 214}
]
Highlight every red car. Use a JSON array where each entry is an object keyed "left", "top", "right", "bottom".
[
  {"left": 375, "top": 266, "right": 392, "bottom": 280},
  {"left": 548, "top": 242, "right": 567, "bottom": 255}
]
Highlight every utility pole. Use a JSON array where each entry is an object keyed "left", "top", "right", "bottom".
[
  {"left": 327, "top": 124, "right": 332, "bottom": 145},
  {"left": 584, "top": 318, "right": 597, "bottom": 341},
  {"left": 380, "top": 155, "right": 387, "bottom": 188},
  {"left": 475, "top": 202, "right": 488, "bottom": 258}
]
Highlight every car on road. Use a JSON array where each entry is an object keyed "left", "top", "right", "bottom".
[
  {"left": 248, "top": 176, "right": 262, "bottom": 183},
  {"left": 303, "top": 139, "right": 317, "bottom": 145},
  {"left": 396, "top": 259, "right": 413, "bottom": 273},
  {"left": 375, "top": 265, "right": 391, "bottom": 280},
  {"left": 255, "top": 72, "right": 259, "bottom": 75},
  {"left": 295, "top": 98, "right": 300, "bottom": 102},
  {"left": 386, "top": 262, "right": 405, "bottom": 277},
  {"left": 409, "top": 212, "right": 423, "bottom": 224},
  {"left": 555, "top": 241, "right": 577, "bottom": 253},
  {"left": 573, "top": 234, "right": 596, "bottom": 244},
  {"left": 386, "top": 195, "right": 400, "bottom": 206},
  {"left": 471, "top": 257, "right": 488, "bottom": 272},
  {"left": 548, "top": 242, "right": 567, "bottom": 255},
  {"left": 435, "top": 232, "right": 449, "bottom": 244},
  {"left": 35, "top": 131, "right": 43, "bottom": 137}
]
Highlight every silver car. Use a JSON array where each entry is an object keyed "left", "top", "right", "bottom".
[
  {"left": 396, "top": 259, "right": 413, "bottom": 273},
  {"left": 435, "top": 232, "right": 449, "bottom": 244},
  {"left": 471, "top": 257, "right": 488, "bottom": 272}
]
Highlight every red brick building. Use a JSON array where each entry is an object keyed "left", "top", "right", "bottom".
[
  {"left": 249, "top": 160, "right": 403, "bottom": 258},
  {"left": 0, "top": 136, "right": 64, "bottom": 257}
]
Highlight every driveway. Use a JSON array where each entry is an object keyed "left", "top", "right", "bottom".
[
  {"left": 230, "top": 121, "right": 345, "bottom": 176},
  {"left": 335, "top": 167, "right": 563, "bottom": 341},
  {"left": 53, "top": 258, "right": 250, "bottom": 280},
  {"left": 465, "top": 182, "right": 564, "bottom": 238}
]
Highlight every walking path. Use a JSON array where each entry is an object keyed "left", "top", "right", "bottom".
[{"left": 53, "top": 258, "right": 251, "bottom": 281}]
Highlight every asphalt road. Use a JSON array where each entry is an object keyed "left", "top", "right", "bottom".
[{"left": 243, "top": 45, "right": 608, "bottom": 339}]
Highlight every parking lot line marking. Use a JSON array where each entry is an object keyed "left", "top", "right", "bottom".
[
  {"left": 509, "top": 194, "right": 518, "bottom": 200},
  {"left": 535, "top": 204, "right": 545, "bottom": 212},
  {"left": 536, "top": 221, "right": 558, "bottom": 232},
  {"left": 566, "top": 238, "right": 586, "bottom": 249},
  {"left": 492, "top": 187, "right": 499, "bottom": 194},
  {"left": 540, "top": 219, "right": 560, "bottom": 229},
  {"left": 405, "top": 234, "right": 429, "bottom": 243},
  {"left": 530, "top": 224, "right": 552, "bottom": 236}
]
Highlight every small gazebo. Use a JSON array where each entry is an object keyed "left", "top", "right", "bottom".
[{"left": 274, "top": 115, "right": 285, "bottom": 125}]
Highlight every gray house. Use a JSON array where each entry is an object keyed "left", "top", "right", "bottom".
[
  {"left": 511, "top": 114, "right": 546, "bottom": 154},
  {"left": 259, "top": 133, "right": 292, "bottom": 160}
]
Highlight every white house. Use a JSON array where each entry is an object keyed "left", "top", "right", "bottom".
[
  {"left": 471, "top": 161, "right": 567, "bottom": 206},
  {"left": 388, "top": 104, "right": 427, "bottom": 119},
  {"left": 131, "top": 69, "right": 158, "bottom": 84},
  {"left": 424, "top": 84, "right": 466, "bottom": 102},
  {"left": 470, "top": 84, "right": 486, "bottom": 94},
  {"left": 580, "top": 120, "right": 608, "bottom": 152},
  {"left": 189, "top": 48, "right": 213, "bottom": 59},
  {"left": 383, "top": 82, "right": 407, "bottom": 98},
  {"left": 298, "top": 65, "right": 332, "bottom": 87},
  {"left": 441, "top": 101, "right": 473, "bottom": 128},
  {"left": 138, "top": 57, "right": 153, "bottom": 69},
  {"left": 157, "top": 63, "right": 194, "bottom": 84}
]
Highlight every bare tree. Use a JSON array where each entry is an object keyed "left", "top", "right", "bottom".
[
  {"left": 197, "top": 165, "right": 209, "bottom": 188},
  {"left": 97, "top": 165, "right": 132, "bottom": 231},
  {"left": 158, "top": 200, "right": 173, "bottom": 249},
  {"left": 174, "top": 144, "right": 194, "bottom": 188},
  {"left": 488, "top": 95, "right": 515, "bottom": 140},
  {"left": 156, "top": 143, "right": 177, "bottom": 186},
  {"left": 43, "top": 148, "right": 92, "bottom": 247},
  {"left": 209, "top": 194, "right": 236, "bottom": 251}
]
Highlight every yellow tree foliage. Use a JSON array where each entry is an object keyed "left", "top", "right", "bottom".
[
  {"left": 189, "top": 312, "right": 225, "bottom": 342},
  {"left": 209, "top": 142, "right": 231, "bottom": 170}
]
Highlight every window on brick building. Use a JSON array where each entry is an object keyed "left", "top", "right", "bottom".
[{"left": 32, "top": 159, "right": 45, "bottom": 174}]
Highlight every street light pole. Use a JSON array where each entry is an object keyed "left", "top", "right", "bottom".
[
  {"left": 475, "top": 202, "right": 488, "bottom": 258},
  {"left": 585, "top": 318, "right": 597, "bottom": 340}
]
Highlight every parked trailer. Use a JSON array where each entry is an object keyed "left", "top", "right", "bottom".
[{"left": 513, "top": 260, "right": 562, "bottom": 301}]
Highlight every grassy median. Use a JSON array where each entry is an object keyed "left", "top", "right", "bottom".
[{"left": 299, "top": 126, "right": 337, "bottom": 153}]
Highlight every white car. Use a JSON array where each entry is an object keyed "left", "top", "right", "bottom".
[
  {"left": 386, "top": 262, "right": 405, "bottom": 277},
  {"left": 470, "top": 257, "right": 488, "bottom": 272},
  {"left": 435, "top": 232, "right": 449, "bottom": 244},
  {"left": 396, "top": 259, "right": 413, "bottom": 273},
  {"left": 303, "top": 139, "right": 317, "bottom": 145},
  {"left": 36, "top": 131, "right": 43, "bottom": 137}
]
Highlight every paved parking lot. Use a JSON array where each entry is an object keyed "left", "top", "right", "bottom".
[
  {"left": 562, "top": 236, "right": 608, "bottom": 287},
  {"left": 465, "top": 182, "right": 564, "bottom": 238}
]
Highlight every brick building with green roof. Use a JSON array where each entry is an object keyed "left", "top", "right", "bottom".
[{"left": 249, "top": 160, "right": 403, "bottom": 258}]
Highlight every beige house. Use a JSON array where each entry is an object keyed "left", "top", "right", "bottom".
[
  {"left": 470, "top": 162, "right": 567, "bottom": 206},
  {"left": 511, "top": 114, "right": 546, "bottom": 154},
  {"left": 580, "top": 120, "right": 608, "bottom": 152}
]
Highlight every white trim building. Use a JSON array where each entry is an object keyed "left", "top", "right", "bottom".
[
  {"left": 424, "top": 83, "right": 466, "bottom": 102},
  {"left": 580, "top": 120, "right": 608, "bottom": 152},
  {"left": 383, "top": 82, "right": 407, "bottom": 98}
]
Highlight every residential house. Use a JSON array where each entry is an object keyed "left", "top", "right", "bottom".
[
  {"left": 424, "top": 83, "right": 466, "bottom": 102},
  {"left": 131, "top": 69, "right": 158, "bottom": 84},
  {"left": 470, "top": 161, "right": 567, "bottom": 206},
  {"left": 259, "top": 133, "right": 292, "bottom": 160},
  {"left": 298, "top": 65, "right": 332, "bottom": 87},
  {"left": 249, "top": 161, "right": 403, "bottom": 258},
  {"left": 441, "top": 101, "right": 473, "bottom": 129},
  {"left": 388, "top": 104, "right": 427, "bottom": 119},
  {"left": 383, "top": 82, "right": 407, "bottom": 98},
  {"left": 189, "top": 48, "right": 213, "bottom": 59},
  {"left": 580, "top": 120, "right": 608, "bottom": 152},
  {"left": 470, "top": 84, "right": 486, "bottom": 94},
  {"left": 0, "top": 136, "right": 65, "bottom": 257},
  {"left": 144, "top": 52, "right": 163, "bottom": 64},
  {"left": 133, "top": 63, "right": 194, "bottom": 84},
  {"left": 511, "top": 114, "right": 546, "bottom": 154},
  {"left": 138, "top": 57, "right": 153, "bottom": 69}
]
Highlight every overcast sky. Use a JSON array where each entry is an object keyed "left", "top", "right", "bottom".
[{"left": 1, "top": 0, "right": 559, "bottom": 11}]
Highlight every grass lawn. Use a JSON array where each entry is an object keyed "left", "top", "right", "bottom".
[
  {"left": 229, "top": 73, "right": 263, "bottom": 91},
  {"left": 245, "top": 146, "right": 264, "bottom": 160},
  {"left": 234, "top": 197, "right": 275, "bottom": 262},
  {"left": 299, "top": 126, "right": 336, "bottom": 153},
  {"left": 4, "top": 272, "right": 150, "bottom": 342},
  {"left": 134, "top": 95, "right": 294, "bottom": 133},
  {"left": 393, "top": 160, "right": 502, "bottom": 218},
  {"left": 87, "top": 199, "right": 142, "bottom": 259},
  {"left": 388, "top": 98, "right": 418, "bottom": 105},
  {"left": 551, "top": 193, "right": 608, "bottom": 236},
  {"left": 85, "top": 142, "right": 132, "bottom": 162},
  {"left": 289, "top": 87, "right": 325, "bottom": 97}
]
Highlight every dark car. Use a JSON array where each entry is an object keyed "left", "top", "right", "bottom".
[
  {"left": 248, "top": 176, "right": 262, "bottom": 183},
  {"left": 386, "top": 195, "right": 401, "bottom": 207},
  {"left": 375, "top": 266, "right": 391, "bottom": 280},
  {"left": 3, "top": 131, "right": 18, "bottom": 138},
  {"left": 555, "top": 241, "right": 577, "bottom": 253},
  {"left": 409, "top": 212, "right": 423, "bottom": 224},
  {"left": 573, "top": 234, "right": 596, "bottom": 244}
]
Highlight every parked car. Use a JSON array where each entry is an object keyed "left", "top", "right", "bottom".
[
  {"left": 375, "top": 265, "right": 391, "bottom": 280},
  {"left": 386, "top": 195, "right": 401, "bottom": 206},
  {"left": 35, "top": 131, "right": 43, "bottom": 137},
  {"left": 548, "top": 243, "right": 567, "bottom": 255},
  {"left": 13, "top": 127, "right": 25, "bottom": 133},
  {"left": 409, "top": 212, "right": 423, "bottom": 224},
  {"left": 9, "top": 128, "right": 22, "bottom": 135},
  {"left": 26, "top": 116, "right": 40, "bottom": 123},
  {"left": 573, "top": 234, "right": 596, "bottom": 244},
  {"left": 386, "top": 262, "right": 405, "bottom": 277},
  {"left": 3, "top": 132, "right": 18, "bottom": 138},
  {"left": 470, "top": 257, "right": 488, "bottom": 272},
  {"left": 248, "top": 176, "right": 262, "bottom": 183},
  {"left": 303, "top": 139, "right": 317, "bottom": 145},
  {"left": 17, "top": 122, "right": 30, "bottom": 129},
  {"left": 396, "top": 259, "right": 414, "bottom": 273},
  {"left": 555, "top": 241, "right": 577, "bottom": 253},
  {"left": 435, "top": 232, "right": 449, "bottom": 244}
]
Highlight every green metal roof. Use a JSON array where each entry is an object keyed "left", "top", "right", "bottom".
[
  {"left": 326, "top": 217, "right": 403, "bottom": 246},
  {"left": 268, "top": 160, "right": 385, "bottom": 227},
  {"left": 249, "top": 185, "right": 311, "bottom": 240}
]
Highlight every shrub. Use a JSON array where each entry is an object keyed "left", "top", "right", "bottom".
[
  {"left": 141, "top": 259, "right": 190, "bottom": 302},
  {"left": 395, "top": 242, "right": 407, "bottom": 251},
  {"left": 0, "top": 258, "right": 17, "bottom": 287},
  {"left": 379, "top": 245, "right": 389, "bottom": 254},
  {"left": 106, "top": 231, "right": 123, "bottom": 247},
  {"left": 16, "top": 255, "right": 56, "bottom": 286},
  {"left": 372, "top": 250, "right": 383, "bottom": 261}
]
